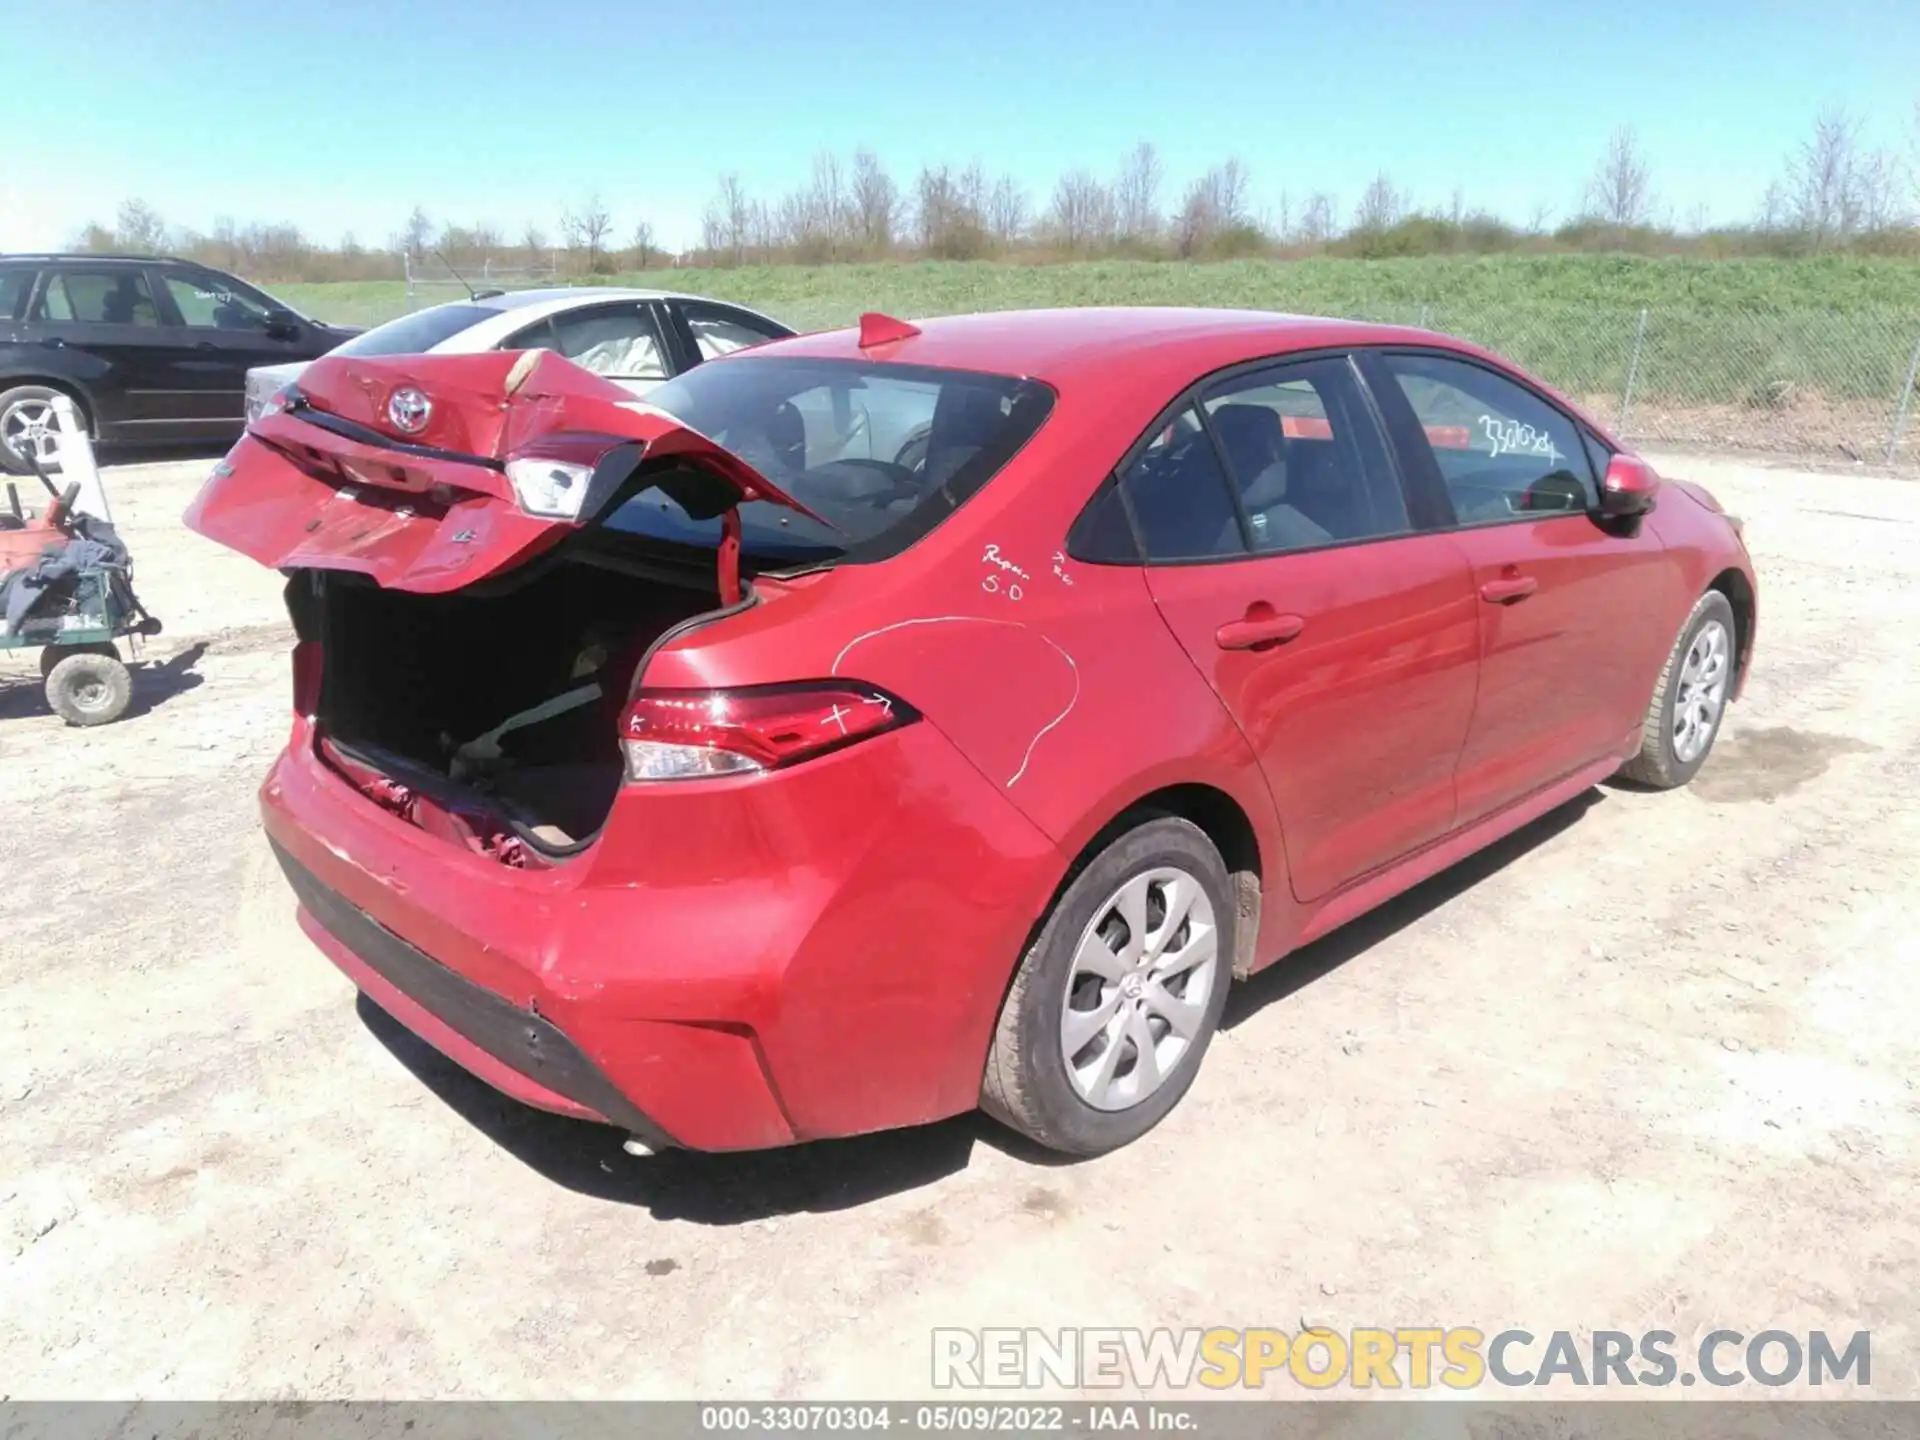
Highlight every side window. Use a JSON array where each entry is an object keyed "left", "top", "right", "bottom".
[
  {"left": 161, "top": 271, "right": 272, "bottom": 330},
  {"left": 0, "top": 267, "right": 34, "bottom": 321},
  {"left": 33, "top": 269, "right": 161, "bottom": 326},
  {"left": 503, "top": 318, "right": 560, "bottom": 353},
  {"left": 1380, "top": 353, "right": 1596, "bottom": 524},
  {"left": 1201, "top": 358, "right": 1410, "bottom": 553},
  {"left": 550, "top": 305, "right": 668, "bottom": 380},
  {"left": 1116, "top": 405, "right": 1245, "bottom": 562},
  {"left": 681, "top": 303, "right": 785, "bottom": 361}
]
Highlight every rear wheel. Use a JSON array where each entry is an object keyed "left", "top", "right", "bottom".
[
  {"left": 1619, "top": 590, "right": 1737, "bottom": 788},
  {"left": 982, "top": 816, "right": 1233, "bottom": 1155},
  {"left": 0, "top": 385, "right": 72, "bottom": 477},
  {"left": 45, "top": 651, "right": 132, "bottom": 726}
]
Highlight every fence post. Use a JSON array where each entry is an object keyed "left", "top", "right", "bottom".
[
  {"left": 1885, "top": 332, "right": 1920, "bottom": 466},
  {"left": 403, "top": 250, "right": 414, "bottom": 306},
  {"left": 1417, "top": 303, "right": 1431, "bottom": 330},
  {"left": 1617, "top": 307, "right": 1649, "bottom": 439}
]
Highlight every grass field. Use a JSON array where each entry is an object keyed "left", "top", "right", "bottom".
[{"left": 271, "top": 255, "right": 1920, "bottom": 461}]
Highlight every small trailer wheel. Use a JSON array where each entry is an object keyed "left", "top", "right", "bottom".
[
  {"left": 39, "top": 641, "right": 119, "bottom": 679},
  {"left": 45, "top": 651, "right": 132, "bottom": 726}
]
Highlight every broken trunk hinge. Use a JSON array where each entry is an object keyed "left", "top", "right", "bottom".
[{"left": 717, "top": 507, "right": 743, "bottom": 606}]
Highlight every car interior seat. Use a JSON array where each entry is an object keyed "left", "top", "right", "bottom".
[{"left": 922, "top": 385, "right": 1006, "bottom": 487}]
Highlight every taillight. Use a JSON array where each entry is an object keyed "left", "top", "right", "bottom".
[
  {"left": 620, "top": 683, "right": 912, "bottom": 782},
  {"left": 292, "top": 640, "right": 323, "bottom": 715}
]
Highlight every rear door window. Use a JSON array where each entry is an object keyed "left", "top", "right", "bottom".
[
  {"left": 1200, "top": 358, "right": 1410, "bottom": 553},
  {"left": 160, "top": 271, "right": 275, "bottom": 329},
  {"left": 33, "top": 269, "right": 162, "bottom": 326},
  {"left": 1115, "top": 405, "right": 1246, "bottom": 561},
  {"left": 679, "top": 302, "right": 789, "bottom": 361}
]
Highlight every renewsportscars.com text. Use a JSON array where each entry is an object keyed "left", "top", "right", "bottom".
[{"left": 931, "top": 1327, "right": 1871, "bottom": 1391}]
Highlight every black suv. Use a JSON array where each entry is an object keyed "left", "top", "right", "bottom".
[{"left": 0, "top": 254, "right": 357, "bottom": 474}]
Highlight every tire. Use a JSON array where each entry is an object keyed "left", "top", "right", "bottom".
[
  {"left": 0, "top": 385, "right": 74, "bottom": 477},
  {"left": 981, "top": 816, "right": 1235, "bottom": 1155},
  {"left": 38, "top": 641, "right": 119, "bottom": 679},
  {"left": 1618, "top": 589, "right": 1737, "bottom": 789},
  {"left": 44, "top": 651, "right": 132, "bottom": 726}
]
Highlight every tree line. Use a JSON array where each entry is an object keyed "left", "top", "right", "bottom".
[{"left": 70, "top": 104, "right": 1920, "bottom": 284}]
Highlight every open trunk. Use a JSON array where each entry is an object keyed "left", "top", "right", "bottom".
[
  {"left": 186, "top": 347, "right": 820, "bottom": 867},
  {"left": 299, "top": 537, "right": 722, "bottom": 863}
]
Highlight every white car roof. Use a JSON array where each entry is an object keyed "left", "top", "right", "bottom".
[{"left": 245, "top": 287, "right": 788, "bottom": 391}]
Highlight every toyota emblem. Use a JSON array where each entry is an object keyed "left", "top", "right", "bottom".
[{"left": 387, "top": 387, "right": 432, "bottom": 435}]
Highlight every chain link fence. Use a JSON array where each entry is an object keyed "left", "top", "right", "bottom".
[
  {"left": 334, "top": 276, "right": 1920, "bottom": 470},
  {"left": 765, "top": 295, "right": 1920, "bottom": 469},
  {"left": 1389, "top": 302, "right": 1920, "bottom": 469}
]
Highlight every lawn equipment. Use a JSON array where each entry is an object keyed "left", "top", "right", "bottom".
[{"left": 0, "top": 427, "right": 161, "bottom": 726}]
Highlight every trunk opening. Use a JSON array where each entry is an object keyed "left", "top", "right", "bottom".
[{"left": 302, "top": 535, "right": 726, "bottom": 864}]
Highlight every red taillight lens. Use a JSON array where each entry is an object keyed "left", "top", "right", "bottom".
[
  {"left": 291, "top": 640, "right": 323, "bottom": 715},
  {"left": 620, "top": 683, "right": 911, "bottom": 782}
]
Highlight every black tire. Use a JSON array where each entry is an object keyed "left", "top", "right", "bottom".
[
  {"left": 44, "top": 651, "right": 132, "bottom": 726},
  {"left": 0, "top": 385, "right": 74, "bottom": 477},
  {"left": 1618, "top": 589, "right": 1737, "bottom": 789},
  {"left": 39, "top": 641, "right": 119, "bottom": 679},
  {"left": 981, "top": 816, "right": 1235, "bottom": 1156}
]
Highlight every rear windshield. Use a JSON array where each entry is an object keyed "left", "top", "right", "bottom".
[
  {"left": 607, "top": 356, "right": 1055, "bottom": 565},
  {"left": 329, "top": 304, "right": 495, "bottom": 358}
]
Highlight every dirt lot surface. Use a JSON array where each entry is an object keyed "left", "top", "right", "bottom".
[{"left": 2, "top": 450, "right": 1917, "bottom": 1401}]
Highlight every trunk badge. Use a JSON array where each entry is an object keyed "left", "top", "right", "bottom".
[{"left": 387, "top": 387, "right": 432, "bottom": 435}]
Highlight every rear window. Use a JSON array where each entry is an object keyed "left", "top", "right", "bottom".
[
  {"left": 329, "top": 304, "right": 495, "bottom": 358},
  {"left": 610, "top": 356, "right": 1054, "bottom": 565}
]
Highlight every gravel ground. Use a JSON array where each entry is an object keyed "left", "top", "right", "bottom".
[{"left": 1, "top": 450, "right": 1916, "bottom": 1400}]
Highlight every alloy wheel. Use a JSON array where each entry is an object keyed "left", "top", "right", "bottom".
[
  {"left": 1673, "top": 618, "right": 1731, "bottom": 763},
  {"left": 1059, "top": 867, "right": 1220, "bottom": 1112}
]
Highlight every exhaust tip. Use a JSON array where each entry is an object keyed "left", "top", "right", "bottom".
[{"left": 622, "top": 1135, "right": 656, "bottom": 1157}]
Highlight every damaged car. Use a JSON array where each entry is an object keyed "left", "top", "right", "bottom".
[{"left": 187, "top": 308, "right": 1756, "bottom": 1157}]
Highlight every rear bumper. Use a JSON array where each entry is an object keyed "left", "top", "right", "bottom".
[
  {"left": 261, "top": 715, "right": 1063, "bottom": 1152},
  {"left": 275, "top": 840, "right": 675, "bottom": 1148}
]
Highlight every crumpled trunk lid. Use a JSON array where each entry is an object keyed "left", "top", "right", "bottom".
[{"left": 185, "top": 348, "right": 820, "bottom": 594}]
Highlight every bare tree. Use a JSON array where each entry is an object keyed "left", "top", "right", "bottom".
[
  {"left": 1047, "top": 169, "right": 1115, "bottom": 253},
  {"left": 401, "top": 205, "right": 434, "bottom": 260},
  {"left": 986, "top": 174, "right": 1028, "bottom": 248},
  {"left": 1852, "top": 147, "right": 1900, "bottom": 234},
  {"left": 1585, "top": 126, "right": 1654, "bottom": 227},
  {"left": 630, "top": 219, "right": 658, "bottom": 269},
  {"left": 1786, "top": 107, "right": 1865, "bottom": 247},
  {"left": 1113, "top": 141, "right": 1163, "bottom": 244},
  {"left": 1173, "top": 159, "right": 1251, "bottom": 256},
  {"left": 1298, "top": 191, "right": 1335, "bottom": 245},
  {"left": 114, "top": 198, "right": 168, "bottom": 253},
  {"left": 1352, "top": 172, "right": 1407, "bottom": 232},
  {"left": 702, "top": 173, "right": 753, "bottom": 265},
  {"left": 561, "top": 192, "right": 615, "bottom": 272},
  {"left": 851, "top": 149, "right": 898, "bottom": 255},
  {"left": 1524, "top": 200, "right": 1555, "bottom": 237}
]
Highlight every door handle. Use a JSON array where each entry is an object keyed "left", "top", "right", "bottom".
[
  {"left": 1216, "top": 612, "right": 1306, "bottom": 651},
  {"left": 196, "top": 341, "right": 218, "bottom": 351},
  {"left": 1479, "top": 576, "right": 1538, "bottom": 604},
  {"left": 38, "top": 337, "right": 65, "bottom": 349}
]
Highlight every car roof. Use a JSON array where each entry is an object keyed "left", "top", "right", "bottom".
[
  {"left": 467, "top": 286, "right": 753, "bottom": 311},
  {"left": 753, "top": 307, "right": 1458, "bottom": 387},
  {"left": 0, "top": 252, "right": 191, "bottom": 265}
]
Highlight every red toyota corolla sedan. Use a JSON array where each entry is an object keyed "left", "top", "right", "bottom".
[{"left": 186, "top": 307, "right": 1756, "bottom": 1156}]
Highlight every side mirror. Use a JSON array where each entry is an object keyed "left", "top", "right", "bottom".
[
  {"left": 1598, "top": 454, "right": 1660, "bottom": 518},
  {"left": 263, "top": 308, "right": 301, "bottom": 340}
]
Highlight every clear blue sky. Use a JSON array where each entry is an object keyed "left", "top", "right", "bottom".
[{"left": 2, "top": 0, "right": 1915, "bottom": 253}]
